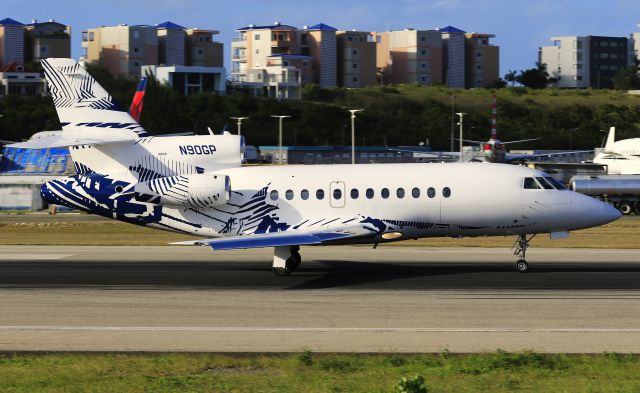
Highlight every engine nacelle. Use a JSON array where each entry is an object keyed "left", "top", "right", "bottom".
[{"left": 134, "top": 174, "right": 230, "bottom": 208}]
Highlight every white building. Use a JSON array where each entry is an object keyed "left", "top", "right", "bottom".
[
  {"left": 142, "top": 65, "right": 225, "bottom": 95},
  {"left": 540, "top": 36, "right": 591, "bottom": 88}
]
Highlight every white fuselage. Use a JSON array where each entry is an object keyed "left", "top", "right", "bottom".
[{"left": 594, "top": 138, "right": 640, "bottom": 175}]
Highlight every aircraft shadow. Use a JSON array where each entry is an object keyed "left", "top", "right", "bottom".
[{"left": 1, "top": 260, "right": 640, "bottom": 290}]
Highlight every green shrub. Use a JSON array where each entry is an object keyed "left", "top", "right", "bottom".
[{"left": 394, "top": 375, "right": 428, "bottom": 393}]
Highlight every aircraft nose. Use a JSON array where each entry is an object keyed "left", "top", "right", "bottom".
[{"left": 571, "top": 192, "right": 621, "bottom": 229}]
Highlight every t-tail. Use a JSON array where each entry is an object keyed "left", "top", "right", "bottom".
[{"left": 10, "top": 58, "right": 146, "bottom": 149}]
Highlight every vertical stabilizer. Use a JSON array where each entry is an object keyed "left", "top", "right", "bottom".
[
  {"left": 41, "top": 58, "right": 146, "bottom": 137},
  {"left": 604, "top": 127, "right": 616, "bottom": 151},
  {"left": 129, "top": 77, "right": 147, "bottom": 123}
]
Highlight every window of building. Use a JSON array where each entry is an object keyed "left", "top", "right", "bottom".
[
  {"left": 285, "top": 190, "right": 294, "bottom": 200},
  {"left": 573, "top": 63, "right": 582, "bottom": 69},
  {"left": 350, "top": 188, "right": 359, "bottom": 199},
  {"left": 254, "top": 33, "right": 260, "bottom": 40},
  {"left": 421, "top": 62, "right": 426, "bottom": 69},
  {"left": 427, "top": 187, "right": 435, "bottom": 198},
  {"left": 134, "top": 47, "right": 139, "bottom": 53},
  {"left": 283, "top": 61, "right": 289, "bottom": 66},
  {"left": 573, "top": 40, "right": 582, "bottom": 49},
  {"left": 601, "top": 64, "right": 608, "bottom": 70},
  {"left": 348, "top": 36, "right": 353, "bottom": 42},
  {"left": 610, "top": 53, "right": 618, "bottom": 59},
  {"left": 573, "top": 52, "right": 582, "bottom": 61},
  {"left": 396, "top": 188, "right": 405, "bottom": 198},
  {"left": 41, "top": 46, "right": 47, "bottom": 53},
  {"left": 270, "top": 190, "right": 279, "bottom": 200},
  {"left": 376, "top": 36, "right": 382, "bottom": 43},
  {"left": 600, "top": 41, "right": 608, "bottom": 47},
  {"left": 412, "top": 187, "right": 420, "bottom": 198},
  {"left": 600, "top": 53, "right": 609, "bottom": 58},
  {"left": 610, "top": 65, "right": 618, "bottom": 71},
  {"left": 352, "top": 77, "right": 358, "bottom": 83},
  {"left": 302, "top": 61, "right": 308, "bottom": 66},
  {"left": 198, "top": 49, "right": 203, "bottom": 55},
  {"left": 381, "top": 188, "right": 390, "bottom": 199},
  {"left": 421, "top": 75, "right": 427, "bottom": 82},
  {"left": 420, "top": 49, "right": 427, "bottom": 55},
  {"left": 352, "top": 63, "right": 358, "bottom": 69},
  {"left": 442, "top": 187, "right": 451, "bottom": 198},
  {"left": 134, "top": 62, "right": 140, "bottom": 67},
  {"left": 476, "top": 51, "right": 482, "bottom": 57},
  {"left": 89, "top": 32, "right": 94, "bottom": 41},
  {"left": 476, "top": 64, "right": 482, "bottom": 70},
  {"left": 352, "top": 49, "right": 358, "bottom": 55},
  {"left": 316, "top": 189, "right": 324, "bottom": 200},
  {"left": 366, "top": 188, "right": 374, "bottom": 199},
  {"left": 573, "top": 75, "right": 582, "bottom": 81},
  {"left": 133, "top": 31, "right": 140, "bottom": 39},
  {"left": 420, "top": 36, "right": 426, "bottom": 42},
  {"left": 255, "top": 49, "right": 260, "bottom": 54},
  {"left": 301, "top": 189, "right": 309, "bottom": 200},
  {"left": 333, "top": 188, "right": 343, "bottom": 200}
]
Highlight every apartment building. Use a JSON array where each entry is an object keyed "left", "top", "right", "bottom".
[
  {"left": 336, "top": 30, "right": 376, "bottom": 88},
  {"left": 0, "top": 18, "right": 25, "bottom": 65},
  {"left": 157, "top": 21, "right": 185, "bottom": 66},
  {"left": 231, "top": 22, "right": 309, "bottom": 98},
  {"left": 540, "top": 35, "right": 633, "bottom": 88},
  {"left": 186, "top": 28, "right": 223, "bottom": 67},
  {"left": 301, "top": 23, "right": 337, "bottom": 87},
  {"left": 24, "top": 19, "right": 71, "bottom": 62},
  {"left": 440, "top": 25, "right": 465, "bottom": 88},
  {"left": 82, "top": 24, "right": 158, "bottom": 77},
  {"left": 465, "top": 32, "right": 499, "bottom": 88},
  {"left": 373, "top": 29, "right": 443, "bottom": 85}
]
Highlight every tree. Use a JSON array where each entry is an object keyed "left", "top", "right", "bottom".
[
  {"left": 516, "top": 62, "right": 551, "bottom": 89},
  {"left": 504, "top": 69, "right": 518, "bottom": 87},
  {"left": 612, "top": 67, "right": 640, "bottom": 90}
]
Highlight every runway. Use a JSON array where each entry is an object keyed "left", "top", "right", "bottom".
[{"left": 1, "top": 245, "right": 639, "bottom": 353}]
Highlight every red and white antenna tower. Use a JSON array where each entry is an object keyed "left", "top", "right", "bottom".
[{"left": 490, "top": 93, "right": 497, "bottom": 140}]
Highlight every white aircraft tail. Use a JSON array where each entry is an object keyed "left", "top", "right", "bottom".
[{"left": 604, "top": 126, "right": 616, "bottom": 151}]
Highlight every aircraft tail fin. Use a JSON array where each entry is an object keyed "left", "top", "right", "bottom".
[
  {"left": 604, "top": 126, "right": 616, "bottom": 151},
  {"left": 129, "top": 77, "right": 147, "bottom": 123},
  {"left": 41, "top": 58, "right": 146, "bottom": 137}
]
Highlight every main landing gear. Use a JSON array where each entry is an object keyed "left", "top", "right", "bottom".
[
  {"left": 271, "top": 245, "right": 301, "bottom": 276},
  {"left": 513, "top": 234, "right": 536, "bottom": 273}
]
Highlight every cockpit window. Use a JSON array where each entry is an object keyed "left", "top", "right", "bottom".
[
  {"left": 536, "top": 177, "right": 554, "bottom": 190},
  {"left": 523, "top": 177, "right": 540, "bottom": 189},
  {"left": 545, "top": 176, "right": 567, "bottom": 190}
]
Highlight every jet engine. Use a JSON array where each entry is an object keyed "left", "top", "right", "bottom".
[{"left": 134, "top": 174, "right": 230, "bottom": 208}]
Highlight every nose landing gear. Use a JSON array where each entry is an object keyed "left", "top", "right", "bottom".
[{"left": 513, "top": 234, "right": 535, "bottom": 273}]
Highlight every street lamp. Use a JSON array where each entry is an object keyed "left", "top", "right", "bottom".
[
  {"left": 450, "top": 95, "right": 455, "bottom": 152},
  {"left": 230, "top": 116, "right": 249, "bottom": 136},
  {"left": 271, "top": 115, "right": 290, "bottom": 165},
  {"left": 348, "top": 109, "right": 364, "bottom": 164},
  {"left": 456, "top": 112, "right": 466, "bottom": 163}
]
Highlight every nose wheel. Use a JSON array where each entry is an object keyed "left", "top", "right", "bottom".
[{"left": 513, "top": 234, "right": 535, "bottom": 273}]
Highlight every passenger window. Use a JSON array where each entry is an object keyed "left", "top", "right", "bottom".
[
  {"left": 316, "top": 189, "right": 325, "bottom": 200},
  {"left": 536, "top": 177, "right": 554, "bottom": 190},
  {"left": 366, "top": 188, "right": 374, "bottom": 199},
  {"left": 381, "top": 188, "right": 390, "bottom": 199},
  {"left": 545, "top": 177, "right": 566, "bottom": 190},
  {"left": 427, "top": 187, "right": 435, "bottom": 198},
  {"left": 333, "top": 189, "right": 343, "bottom": 200},
  {"left": 270, "top": 190, "right": 279, "bottom": 200},
  {"left": 301, "top": 189, "right": 309, "bottom": 200},
  {"left": 523, "top": 177, "right": 540, "bottom": 189},
  {"left": 285, "top": 190, "right": 294, "bottom": 200},
  {"left": 350, "top": 188, "right": 359, "bottom": 199},
  {"left": 397, "top": 188, "right": 405, "bottom": 198},
  {"left": 443, "top": 187, "right": 451, "bottom": 198},
  {"left": 412, "top": 187, "right": 420, "bottom": 198}
]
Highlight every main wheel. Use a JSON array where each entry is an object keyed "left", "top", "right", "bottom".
[
  {"left": 289, "top": 250, "right": 302, "bottom": 269},
  {"left": 619, "top": 202, "right": 633, "bottom": 215},
  {"left": 516, "top": 259, "right": 529, "bottom": 273},
  {"left": 272, "top": 264, "right": 293, "bottom": 276}
]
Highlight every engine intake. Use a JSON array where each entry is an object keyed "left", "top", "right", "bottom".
[{"left": 134, "top": 174, "right": 230, "bottom": 208}]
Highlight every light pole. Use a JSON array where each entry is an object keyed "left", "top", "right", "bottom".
[
  {"left": 348, "top": 109, "right": 363, "bottom": 164},
  {"left": 450, "top": 95, "right": 455, "bottom": 152},
  {"left": 271, "top": 115, "right": 290, "bottom": 165},
  {"left": 456, "top": 112, "right": 466, "bottom": 163},
  {"left": 230, "top": 117, "right": 249, "bottom": 136}
]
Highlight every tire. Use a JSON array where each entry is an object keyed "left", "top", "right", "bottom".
[
  {"left": 619, "top": 202, "right": 633, "bottom": 215},
  {"left": 516, "top": 260, "right": 528, "bottom": 273},
  {"left": 289, "top": 251, "right": 302, "bottom": 269}
]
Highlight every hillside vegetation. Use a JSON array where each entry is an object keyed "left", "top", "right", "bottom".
[{"left": 2, "top": 67, "right": 640, "bottom": 150}]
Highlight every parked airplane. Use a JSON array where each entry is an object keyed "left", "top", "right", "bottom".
[
  {"left": 11, "top": 59, "right": 621, "bottom": 275},
  {"left": 593, "top": 127, "right": 640, "bottom": 174}
]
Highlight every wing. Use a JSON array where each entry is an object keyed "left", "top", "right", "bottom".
[
  {"left": 7, "top": 130, "right": 137, "bottom": 149},
  {"left": 500, "top": 138, "right": 541, "bottom": 145},
  {"left": 504, "top": 150, "right": 594, "bottom": 163},
  {"left": 171, "top": 225, "right": 374, "bottom": 250}
]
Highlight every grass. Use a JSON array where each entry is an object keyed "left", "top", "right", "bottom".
[
  {"left": 0, "top": 351, "right": 639, "bottom": 392},
  {"left": 0, "top": 215, "right": 638, "bottom": 248}
]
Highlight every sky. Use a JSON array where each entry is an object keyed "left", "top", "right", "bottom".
[{"left": 7, "top": 0, "right": 640, "bottom": 77}]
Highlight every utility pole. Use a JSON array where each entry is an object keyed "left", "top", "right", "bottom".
[
  {"left": 456, "top": 112, "right": 466, "bottom": 163},
  {"left": 348, "top": 109, "right": 364, "bottom": 164},
  {"left": 271, "top": 115, "right": 290, "bottom": 165},
  {"left": 230, "top": 117, "right": 249, "bottom": 136}
]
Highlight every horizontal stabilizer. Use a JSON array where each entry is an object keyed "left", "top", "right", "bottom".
[
  {"left": 8, "top": 130, "right": 136, "bottom": 149},
  {"left": 172, "top": 226, "right": 372, "bottom": 250}
]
